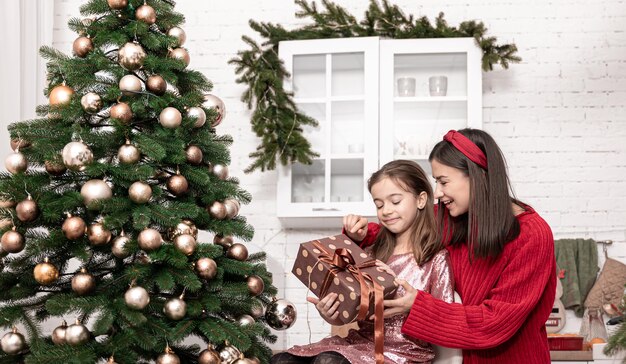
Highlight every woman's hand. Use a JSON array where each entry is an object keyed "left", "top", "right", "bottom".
[
  {"left": 343, "top": 214, "right": 368, "bottom": 242},
  {"left": 382, "top": 279, "right": 418, "bottom": 318},
  {"left": 375, "top": 260, "right": 396, "bottom": 278},
  {"left": 307, "top": 293, "right": 344, "bottom": 325}
]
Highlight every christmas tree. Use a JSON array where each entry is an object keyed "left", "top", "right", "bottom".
[{"left": 0, "top": 0, "right": 295, "bottom": 363}]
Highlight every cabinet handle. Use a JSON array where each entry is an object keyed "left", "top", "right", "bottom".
[{"left": 312, "top": 208, "right": 340, "bottom": 211}]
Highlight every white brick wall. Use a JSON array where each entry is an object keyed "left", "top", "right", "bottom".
[{"left": 2, "top": 0, "right": 625, "bottom": 352}]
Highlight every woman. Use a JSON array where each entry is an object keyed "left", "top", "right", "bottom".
[{"left": 343, "top": 129, "right": 556, "bottom": 364}]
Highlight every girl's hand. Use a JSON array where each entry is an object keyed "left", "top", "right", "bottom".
[
  {"left": 343, "top": 214, "right": 368, "bottom": 242},
  {"left": 307, "top": 293, "right": 344, "bottom": 325},
  {"left": 381, "top": 279, "right": 417, "bottom": 318},
  {"left": 375, "top": 260, "right": 396, "bottom": 278}
]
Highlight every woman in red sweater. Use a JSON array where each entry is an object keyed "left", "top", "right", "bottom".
[{"left": 343, "top": 128, "right": 556, "bottom": 364}]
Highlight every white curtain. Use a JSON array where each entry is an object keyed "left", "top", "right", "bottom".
[{"left": 0, "top": 0, "right": 53, "bottom": 158}]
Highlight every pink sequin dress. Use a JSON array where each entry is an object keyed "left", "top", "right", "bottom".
[{"left": 287, "top": 249, "right": 454, "bottom": 364}]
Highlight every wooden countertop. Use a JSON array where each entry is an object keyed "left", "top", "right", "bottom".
[{"left": 550, "top": 350, "right": 593, "bottom": 361}]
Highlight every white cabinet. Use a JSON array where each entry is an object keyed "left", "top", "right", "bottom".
[{"left": 277, "top": 37, "right": 482, "bottom": 226}]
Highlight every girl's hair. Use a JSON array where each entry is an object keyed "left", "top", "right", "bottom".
[
  {"left": 428, "top": 128, "right": 520, "bottom": 258},
  {"left": 367, "top": 160, "right": 440, "bottom": 265}
]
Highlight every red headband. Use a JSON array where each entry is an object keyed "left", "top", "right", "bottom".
[{"left": 443, "top": 130, "right": 488, "bottom": 169}]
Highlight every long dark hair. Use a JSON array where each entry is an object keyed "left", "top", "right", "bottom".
[
  {"left": 367, "top": 160, "right": 440, "bottom": 265},
  {"left": 428, "top": 128, "right": 520, "bottom": 258}
]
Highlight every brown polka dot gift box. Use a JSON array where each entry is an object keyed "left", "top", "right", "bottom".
[{"left": 291, "top": 234, "right": 398, "bottom": 325}]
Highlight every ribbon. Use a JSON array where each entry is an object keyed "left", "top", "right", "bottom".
[
  {"left": 443, "top": 130, "right": 488, "bottom": 170},
  {"left": 312, "top": 241, "right": 386, "bottom": 364}
]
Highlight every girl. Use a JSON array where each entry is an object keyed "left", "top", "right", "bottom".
[
  {"left": 272, "top": 160, "right": 454, "bottom": 364},
  {"left": 345, "top": 129, "right": 556, "bottom": 364}
]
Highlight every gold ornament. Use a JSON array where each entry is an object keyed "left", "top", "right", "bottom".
[
  {"left": 129, "top": 181, "right": 152, "bottom": 204},
  {"left": 107, "top": 0, "right": 127, "bottom": 9},
  {"left": 249, "top": 357, "right": 261, "bottom": 364},
  {"left": 65, "top": 319, "right": 90, "bottom": 346},
  {"left": 88, "top": 222, "right": 112, "bottom": 246},
  {"left": 237, "top": 314, "right": 255, "bottom": 326},
  {"left": 81, "top": 179, "right": 113, "bottom": 210},
  {"left": 213, "top": 234, "right": 233, "bottom": 248},
  {"left": 185, "top": 145, "right": 203, "bottom": 165},
  {"left": 71, "top": 268, "right": 96, "bottom": 295},
  {"left": 49, "top": 84, "right": 75, "bottom": 106},
  {"left": 198, "top": 345, "right": 220, "bottom": 364},
  {"left": 168, "top": 220, "right": 198, "bottom": 240},
  {"left": 219, "top": 343, "right": 241, "bottom": 364},
  {"left": 110, "top": 102, "right": 133, "bottom": 123},
  {"left": 125, "top": 285, "right": 150, "bottom": 310},
  {"left": 167, "top": 27, "right": 186, "bottom": 47},
  {"left": 187, "top": 107, "right": 206, "bottom": 128},
  {"left": 118, "top": 42, "right": 146, "bottom": 70},
  {"left": 203, "top": 94, "right": 226, "bottom": 127},
  {"left": 1, "top": 228, "right": 25, "bottom": 254},
  {"left": 147, "top": 75, "right": 167, "bottom": 95},
  {"left": 208, "top": 201, "right": 226, "bottom": 220},
  {"left": 119, "top": 74, "right": 143, "bottom": 96},
  {"left": 265, "top": 298, "right": 297, "bottom": 330},
  {"left": 159, "top": 107, "right": 182, "bottom": 128},
  {"left": 174, "top": 234, "right": 196, "bottom": 256},
  {"left": 168, "top": 48, "right": 190, "bottom": 67},
  {"left": 246, "top": 275, "right": 264, "bottom": 296},
  {"left": 10, "top": 139, "right": 30, "bottom": 151},
  {"left": 1, "top": 327, "right": 26, "bottom": 355},
  {"left": 163, "top": 294, "right": 187, "bottom": 320},
  {"left": 211, "top": 164, "right": 229, "bottom": 180},
  {"left": 118, "top": 140, "right": 141, "bottom": 164},
  {"left": 135, "top": 4, "right": 156, "bottom": 24},
  {"left": 62, "top": 141, "right": 93, "bottom": 171},
  {"left": 73, "top": 36, "right": 93, "bottom": 58},
  {"left": 137, "top": 228, "right": 162, "bottom": 251},
  {"left": 62, "top": 214, "right": 87, "bottom": 240},
  {"left": 157, "top": 346, "right": 181, "bottom": 364},
  {"left": 195, "top": 257, "right": 217, "bottom": 280},
  {"left": 167, "top": 174, "right": 188, "bottom": 196},
  {"left": 51, "top": 321, "right": 67, "bottom": 345},
  {"left": 80, "top": 92, "right": 102, "bottom": 113},
  {"left": 227, "top": 243, "right": 248, "bottom": 261},
  {"left": 224, "top": 199, "right": 240, "bottom": 219},
  {"left": 5, "top": 151, "right": 28, "bottom": 174},
  {"left": 16, "top": 196, "right": 38, "bottom": 222},
  {"left": 45, "top": 160, "right": 66, "bottom": 175},
  {"left": 34, "top": 257, "right": 59, "bottom": 285},
  {"left": 111, "top": 232, "right": 130, "bottom": 258}
]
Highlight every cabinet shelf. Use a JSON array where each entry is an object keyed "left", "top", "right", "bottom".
[{"left": 394, "top": 96, "right": 467, "bottom": 102}]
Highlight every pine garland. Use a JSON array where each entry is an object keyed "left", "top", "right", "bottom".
[
  {"left": 604, "top": 288, "right": 626, "bottom": 360},
  {"left": 230, "top": 0, "right": 521, "bottom": 173}
]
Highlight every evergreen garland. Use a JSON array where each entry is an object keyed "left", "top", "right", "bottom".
[
  {"left": 605, "top": 288, "right": 626, "bottom": 360},
  {"left": 230, "top": 0, "right": 521, "bottom": 173}
]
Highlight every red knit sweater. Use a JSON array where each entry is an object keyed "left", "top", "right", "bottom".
[{"left": 358, "top": 206, "right": 556, "bottom": 364}]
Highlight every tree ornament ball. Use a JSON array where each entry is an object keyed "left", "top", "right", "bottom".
[
  {"left": 265, "top": 298, "right": 298, "bottom": 331},
  {"left": 163, "top": 296, "right": 187, "bottom": 320},
  {"left": 71, "top": 268, "right": 96, "bottom": 295},
  {"left": 157, "top": 348, "right": 181, "bottom": 364},
  {"left": 233, "top": 357, "right": 254, "bottom": 364},
  {"left": 80, "top": 92, "right": 102, "bottom": 113},
  {"left": 159, "top": 107, "right": 182, "bottom": 128},
  {"left": 138, "top": 228, "right": 162, "bottom": 251},
  {"left": 198, "top": 346, "right": 221, "bottom": 364},
  {"left": 249, "top": 357, "right": 261, "bottom": 364},
  {"left": 119, "top": 74, "right": 143, "bottom": 96},
  {"left": 188, "top": 106, "right": 206, "bottom": 128},
  {"left": 88, "top": 222, "right": 112, "bottom": 246},
  {"left": 129, "top": 181, "right": 152, "bottom": 204},
  {"left": 111, "top": 234, "right": 130, "bottom": 259},
  {"left": 62, "top": 215, "right": 87, "bottom": 240},
  {"left": 213, "top": 234, "right": 233, "bottom": 248},
  {"left": 10, "top": 138, "right": 30, "bottom": 151},
  {"left": 62, "top": 141, "right": 93, "bottom": 171},
  {"left": 238, "top": 314, "right": 255, "bottom": 326},
  {"left": 65, "top": 320, "right": 90, "bottom": 346},
  {"left": 246, "top": 275, "right": 264, "bottom": 296},
  {"left": 211, "top": 164, "right": 229, "bottom": 180},
  {"left": 118, "top": 142, "right": 141, "bottom": 164},
  {"left": 185, "top": 145, "right": 203, "bottom": 165},
  {"left": 16, "top": 196, "right": 39, "bottom": 222},
  {"left": 34, "top": 258, "right": 59, "bottom": 285},
  {"left": 135, "top": 4, "right": 156, "bottom": 24},
  {"left": 107, "top": 0, "right": 127, "bottom": 9},
  {"left": 174, "top": 234, "right": 197, "bottom": 256},
  {"left": 147, "top": 75, "right": 167, "bottom": 95},
  {"left": 195, "top": 257, "right": 217, "bottom": 280},
  {"left": 125, "top": 286, "right": 150, "bottom": 310},
  {"left": 208, "top": 201, "right": 227, "bottom": 220},
  {"left": 81, "top": 179, "right": 112, "bottom": 210},
  {"left": 203, "top": 94, "right": 226, "bottom": 127},
  {"left": 167, "top": 174, "right": 188, "bottom": 196},
  {"left": 1, "top": 229, "right": 25, "bottom": 254},
  {"left": 49, "top": 84, "right": 75, "bottom": 106},
  {"left": 51, "top": 321, "right": 67, "bottom": 345},
  {"left": 118, "top": 42, "right": 146, "bottom": 70},
  {"left": 219, "top": 344, "right": 241, "bottom": 364},
  {"left": 45, "top": 159, "right": 67, "bottom": 175},
  {"left": 1, "top": 328, "right": 26, "bottom": 355},
  {"left": 167, "top": 27, "right": 186, "bottom": 47},
  {"left": 169, "top": 48, "right": 190, "bottom": 67},
  {"left": 169, "top": 220, "right": 198, "bottom": 240},
  {"left": 5, "top": 151, "right": 28, "bottom": 174},
  {"left": 110, "top": 102, "right": 133, "bottom": 123},
  {"left": 73, "top": 36, "right": 93, "bottom": 58},
  {"left": 227, "top": 243, "right": 248, "bottom": 261},
  {"left": 224, "top": 198, "right": 240, "bottom": 219}
]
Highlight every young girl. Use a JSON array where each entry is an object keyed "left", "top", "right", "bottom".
[
  {"left": 272, "top": 160, "right": 454, "bottom": 364},
  {"left": 345, "top": 129, "right": 556, "bottom": 364}
]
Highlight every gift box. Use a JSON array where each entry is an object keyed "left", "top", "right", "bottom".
[{"left": 291, "top": 234, "right": 398, "bottom": 324}]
